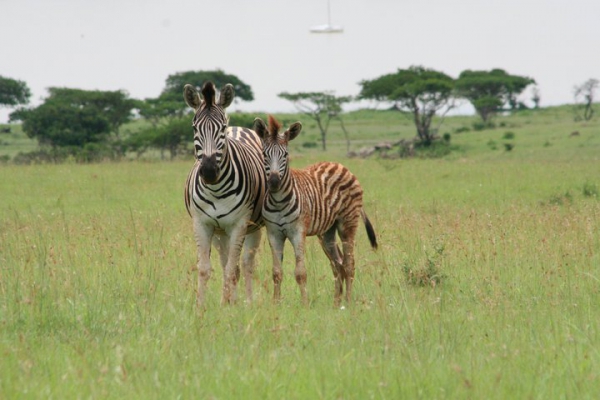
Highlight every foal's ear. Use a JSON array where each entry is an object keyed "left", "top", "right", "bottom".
[
  {"left": 183, "top": 84, "right": 201, "bottom": 111},
  {"left": 286, "top": 122, "right": 302, "bottom": 141},
  {"left": 219, "top": 84, "right": 235, "bottom": 108},
  {"left": 253, "top": 118, "right": 268, "bottom": 139}
]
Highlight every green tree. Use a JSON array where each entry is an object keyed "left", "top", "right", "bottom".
[
  {"left": 359, "top": 66, "right": 455, "bottom": 145},
  {"left": 10, "top": 87, "right": 137, "bottom": 151},
  {"left": 124, "top": 117, "right": 191, "bottom": 160},
  {"left": 455, "top": 69, "right": 535, "bottom": 123},
  {"left": 44, "top": 88, "right": 137, "bottom": 138},
  {"left": 13, "top": 100, "right": 110, "bottom": 148},
  {"left": 278, "top": 91, "right": 352, "bottom": 151},
  {"left": 159, "top": 70, "right": 253, "bottom": 104},
  {"left": 0, "top": 75, "right": 31, "bottom": 108}
]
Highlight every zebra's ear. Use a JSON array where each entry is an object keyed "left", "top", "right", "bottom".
[
  {"left": 183, "top": 84, "right": 201, "bottom": 110},
  {"left": 253, "top": 118, "right": 268, "bottom": 139},
  {"left": 286, "top": 122, "right": 303, "bottom": 142},
  {"left": 219, "top": 84, "right": 235, "bottom": 108}
]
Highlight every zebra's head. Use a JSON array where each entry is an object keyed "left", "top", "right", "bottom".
[
  {"left": 254, "top": 115, "right": 302, "bottom": 193},
  {"left": 183, "top": 81, "right": 234, "bottom": 185}
]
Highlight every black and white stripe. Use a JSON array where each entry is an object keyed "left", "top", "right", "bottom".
[{"left": 183, "top": 81, "right": 266, "bottom": 306}]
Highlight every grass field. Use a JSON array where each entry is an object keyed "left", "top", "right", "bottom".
[{"left": 1, "top": 107, "right": 599, "bottom": 398}]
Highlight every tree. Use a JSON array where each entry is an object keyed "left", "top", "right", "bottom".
[
  {"left": 278, "top": 91, "right": 352, "bottom": 151},
  {"left": 125, "top": 117, "right": 191, "bottom": 160},
  {"left": 358, "top": 66, "right": 455, "bottom": 145},
  {"left": 0, "top": 75, "right": 31, "bottom": 109},
  {"left": 573, "top": 78, "right": 599, "bottom": 121},
  {"left": 455, "top": 69, "right": 535, "bottom": 123},
  {"left": 9, "top": 87, "right": 137, "bottom": 151},
  {"left": 44, "top": 88, "right": 137, "bottom": 138},
  {"left": 159, "top": 70, "right": 253, "bottom": 104},
  {"left": 13, "top": 100, "right": 110, "bottom": 148}
]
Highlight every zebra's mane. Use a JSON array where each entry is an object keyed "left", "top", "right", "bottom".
[
  {"left": 201, "top": 81, "right": 216, "bottom": 109},
  {"left": 267, "top": 115, "right": 283, "bottom": 141}
]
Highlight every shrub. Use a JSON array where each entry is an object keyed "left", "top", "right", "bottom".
[
  {"left": 504, "top": 143, "right": 514, "bottom": 151},
  {"left": 402, "top": 239, "right": 446, "bottom": 287},
  {"left": 583, "top": 182, "right": 599, "bottom": 198},
  {"left": 503, "top": 131, "right": 516, "bottom": 140},
  {"left": 472, "top": 121, "right": 496, "bottom": 131}
]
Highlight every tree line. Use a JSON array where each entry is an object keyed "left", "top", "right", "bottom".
[{"left": 0, "top": 67, "right": 597, "bottom": 162}]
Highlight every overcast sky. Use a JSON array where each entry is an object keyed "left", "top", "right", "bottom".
[{"left": 2, "top": 0, "right": 599, "bottom": 122}]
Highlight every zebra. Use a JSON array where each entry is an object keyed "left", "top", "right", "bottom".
[
  {"left": 183, "top": 81, "right": 266, "bottom": 306},
  {"left": 253, "top": 115, "right": 378, "bottom": 306}
]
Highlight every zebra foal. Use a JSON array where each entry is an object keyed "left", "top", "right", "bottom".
[
  {"left": 254, "top": 115, "right": 378, "bottom": 306},
  {"left": 183, "top": 81, "right": 266, "bottom": 306}
]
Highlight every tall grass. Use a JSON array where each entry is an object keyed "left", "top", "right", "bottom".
[
  {"left": 1, "top": 109, "right": 599, "bottom": 398},
  {"left": 2, "top": 160, "right": 598, "bottom": 398}
]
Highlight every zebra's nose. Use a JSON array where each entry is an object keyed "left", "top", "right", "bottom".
[
  {"left": 268, "top": 172, "right": 281, "bottom": 192},
  {"left": 199, "top": 154, "right": 219, "bottom": 184}
]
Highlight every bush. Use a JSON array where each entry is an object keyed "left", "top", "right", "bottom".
[
  {"left": 583, "top": 182, "right": 599, "bottom": 198},
  {"left": 402, "top": 239, "right": 446, "bottom": 287},
  {"left": 503, "top": 131, "right": 515, "bottom": 140},
  {"left": 229, "top": 113, "right": 257, "bottom": 129},
  {"left": 472, "top": 121, "right": 496, "bottom": 131}
]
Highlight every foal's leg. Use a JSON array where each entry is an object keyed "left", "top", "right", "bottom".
[
  {"left": 318, "top": 225, "right": 344, "bottom": 307},
  {"left": 289, "top": 230, "right": 308, "bottom": 305},
  {"left": 338, "top": 220, "right": 359, "bottom": 304},
  {"left": 266, "top": 228, "right": 286, "bottom": 302}
]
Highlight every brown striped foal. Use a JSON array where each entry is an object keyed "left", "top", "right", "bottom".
[{"left": 254, "top": 116, "right": 378, "bottom": 306}]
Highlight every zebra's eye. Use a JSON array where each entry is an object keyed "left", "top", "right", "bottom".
[{"left": 221, "top": 124, "right": 227, "bottom": 132}]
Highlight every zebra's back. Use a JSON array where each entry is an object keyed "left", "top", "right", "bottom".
[{"left": 292, "top": 162, "right": 363, "bottom": 236}]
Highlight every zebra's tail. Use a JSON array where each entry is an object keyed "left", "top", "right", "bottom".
[{"left": 361, "top": 209, "right": 378, "bottom": 250}]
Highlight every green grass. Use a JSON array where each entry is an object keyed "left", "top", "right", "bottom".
[{"left": 1, "top": 108, "right": 600, "bottom": 398}]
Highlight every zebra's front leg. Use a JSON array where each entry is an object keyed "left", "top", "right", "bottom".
[
  {"left": 241, "top": 229, "right": 262, "bottom": 303},
  {"left": 266, "top": 229, "right": 286, "bottom": 302},
  {"left": 221, "top": 223, "right": 248, "bottom": 305},
  {"left": 289, "top": 232, "right": 308, "bottom": 305},
  {"left": 193, "top": 218, "right": 215, "bottom": 307}
]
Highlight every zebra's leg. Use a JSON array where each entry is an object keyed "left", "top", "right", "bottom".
[
  {"left": 266, "top": 228, "right": 286, "bottom": 302},
  {"left": 213, "top": 234, "right": 239, "bottom": 303},
  {"left": 318, "top": 226, "right": 344, "bottom": 307},
  {"left": 289, "top": 231, "right": 308, "bottom": 305},
  {"left": 221, "top": 222, "right": 248, "bottom": 305},
  {"left": 339, "top": 221, "right": 359, "bottom": 305},
  {"left": 193, "top": 217, "right": 215, "bottom": 307},
  {"left": 241, "top": 229, "right": 262, "bottom": 303}
]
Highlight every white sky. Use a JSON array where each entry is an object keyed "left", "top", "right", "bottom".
[{"left": 2, "top": 0, "right": 599, "bottom": 122}]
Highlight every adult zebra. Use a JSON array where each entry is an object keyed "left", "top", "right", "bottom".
[
  {"left": 183, "top": 81, "right": 266, "bottom": 306},
  {"left": 254, "top": 115, "right": 378, "bottom": 306}
]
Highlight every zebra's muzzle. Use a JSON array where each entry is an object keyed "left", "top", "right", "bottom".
[
  {"left": 268, "top": 172, "right": 281, "bottom": 192},
  {"left": 199, "top": 154, "right": 219, "bottom": 184}
]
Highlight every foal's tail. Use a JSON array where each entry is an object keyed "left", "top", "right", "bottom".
[{"left": 361, "top": 209, "right": 378, "bottom": 250}]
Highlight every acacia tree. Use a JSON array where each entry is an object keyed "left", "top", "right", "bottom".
[
  {"left": 455, "top": 69, "right": 535, "bottom": 123},
  {"left": 278, "top": 91, "right": 352, "bottom": 151},
  {"left": 0, "top": 75, "right": 31, "bottom": 109},
  {"left": 573, "top": 78, "right": 599, "bottom": 121},
  {"left": 358, "top": 66, "right": 455, "bottom": 145}
]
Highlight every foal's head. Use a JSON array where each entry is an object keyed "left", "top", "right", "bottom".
[{"left": 254, "top": 115, "right": 302, "bottom": 192}]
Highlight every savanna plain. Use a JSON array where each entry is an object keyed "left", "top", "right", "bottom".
[{"left": 1, "top": 107, "right": 599, "bottom": 399}]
